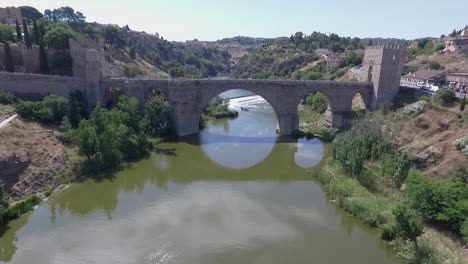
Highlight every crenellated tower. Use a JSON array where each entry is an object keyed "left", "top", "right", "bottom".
[{"left": 361, "top": 44, "right": 407, "bottom": 109}]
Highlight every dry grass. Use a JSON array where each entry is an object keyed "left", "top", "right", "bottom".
[
  {"left": 0, "top": 118, "right": 74, "bottom": 199},
  {"left": 397, "top": 108, "right": 467, "bottom": 178}
]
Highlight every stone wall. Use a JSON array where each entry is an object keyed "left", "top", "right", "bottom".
[{"left": 0, "top": 72, "right": 85, "bottom": 101}]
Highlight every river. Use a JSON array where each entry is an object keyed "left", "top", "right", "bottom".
[{"left": 0, "top": 89, "right": 401, "bottom": 264}]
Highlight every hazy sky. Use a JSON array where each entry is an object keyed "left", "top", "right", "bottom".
[{"left": 3, "top": 0, "right": 468, "bottom": 41}]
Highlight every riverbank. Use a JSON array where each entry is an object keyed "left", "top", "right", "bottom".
[{"left": 315, "top": 157, "right": 467, "bottom": 264}]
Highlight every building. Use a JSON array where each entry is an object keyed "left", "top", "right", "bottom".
[
  {"left": 0, "top": 7, "right": 22, "bottom": 25},
  {"left": 444, "top": 37, "right": 468, "bottom": 53},
  {"left": 446, "top": 72, "right": 468, "bottom": 90},
  {"left": 400, "top": 70, "right": 446, "bottom": 88},
  {"left": 323, "top": 52, "right": 346, "bottom": 68},
  {"left": 314, "top": 49, "right": 329, "bottom": 57}
]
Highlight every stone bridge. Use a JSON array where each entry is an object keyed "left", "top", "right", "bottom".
[
  {"left": 0, "top": 42, "right": 406, "bottom": 137},
  {"left": 101, "top": 78, "right": 372, "bottom": 136}
]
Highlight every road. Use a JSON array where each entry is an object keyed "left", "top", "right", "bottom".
[{"left": 0, "top": 114, "right": 17, "bottom": 129}]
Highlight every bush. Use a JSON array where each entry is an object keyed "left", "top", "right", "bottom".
[
  {"left": 304, "top": 93, "right": 328, "bottom": 114},
  {"left": 123, "top": 65, "right": 145, "bottom": 78},
  {"left": 5, "top": 196, "right": 41, "bottom": 221},
  {"left": 332, "top": 114, "right": 394, "bottom": 178},
  {"left": 380, "top": 224, "right": 398, "bottom": 241},
  {"left": 43, "top": 27, "right": 77, "bottom": 49},
  {"left": 419, "top": 96, "right": 432, "bottom": 103},
  {"left": 0, "top": 90, "right": 18, "bottom": 104},
  {"left": 453, "top": 136, "right": 468, "bottom": 157},
  {"left": 16, "top": 95, "right": 70, "bottom": 124},
  {"left": 406, "top": 171, "right": 468, "bottom": 233},
  {"left": 203, "top": 96, "right": 238, "bottom": 119},
  {"left": 461, "top": 220, "right": 468, "bottom": 242},
  {"left": 433, "top": 90, "right": 455, "bottom": 106}
]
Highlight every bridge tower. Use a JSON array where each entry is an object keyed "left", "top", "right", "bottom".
[
  {"left": 361, "top": 44, "right": 406, "bottom": 109},
  {"left": 69, "top": 39, "right": 104, "bottom": 107}
]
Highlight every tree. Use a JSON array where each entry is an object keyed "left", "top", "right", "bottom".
[
  {"left": 43, "top": 27, "right": 77, "bottom": 49},
  {"left": 393, "top": 152, "right": 411, "bottom": 190},
  {"left": 22, "top": 19, "right": 31, "bottom": 48},
  {"left": 0, "top": 24, "right": 16, "bottom": 44},
  {"left": 19, "top": 6, "right": 43, "bottom": 21},
  {"left": 44, "top": 7, "right": 86, "bottom": 23},
  {"left": 0, "top": 181, "right": 8, "bottom": 225},
  {"left": 72, "top": 119, "right": 98, "bottom": 159},
  {"left": 394, "top": 205, "right": 423, "bottom": 251},
  {"left": 145, "top": 94, "right": 171, "bottom": 136},
  {"left": 4, "top": 42, "right": 14, "bottom": 72},
  {"left": 39, "top": 43, "right": 49, "bottom": 74},
  {"left": 15, "top": 19, "right": 22, "bottom": 42},
  {"left": 294, "top": 32, "right": 304, "bottom": 47},
  {"left": 68, "top": 91, "right": 82, "bottom": 128},
  {"left": 429, "top": 61, "right": 441, "bottom": 70},
  {"left": 433, "top": 89, "right": 455, "bottom": 106},
  {"left": 32, "top": 20, "right": 41, "bottom": 45},
  {"left": 103, "top": 26, "right": 127, "bottom": 49}
]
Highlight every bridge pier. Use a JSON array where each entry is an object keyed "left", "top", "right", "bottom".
[{"left": 277, "top": 112, "right": 299, "bottom": 135}]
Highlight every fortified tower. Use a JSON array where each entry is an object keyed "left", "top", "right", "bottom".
[
  {"left": 361, "top": 44, "right": 407, "bottom": 109},
  {"left": 69, "top": 39, "right": 104, "bottom": 106}
]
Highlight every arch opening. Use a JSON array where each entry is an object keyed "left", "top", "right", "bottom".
[
  {"left": 297, "top": 92, "right": 333, "bottom": 133},
  {"left": 197, "top": 89, "right": 280, "bottom": 170},
  {"left": 352, "top": 93, "right": 367, "bottom": 114}
]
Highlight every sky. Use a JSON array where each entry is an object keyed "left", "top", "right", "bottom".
[{"left": 2, "top": 0, "right": 468, "bottom": 41}]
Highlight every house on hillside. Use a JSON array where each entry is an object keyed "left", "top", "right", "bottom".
[
  {"left": 400, "top": 70, "right": 446, "bottom": 88},
  {"left": 323, "top": 52, "right": 346, "bottom": 68},
  {"left": 444, "top": 36, "right": 468, "bottom": 54},
  {"left": 446, "top": 72, "right": 468, "bottom": 90}
]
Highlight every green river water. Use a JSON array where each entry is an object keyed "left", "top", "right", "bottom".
[{"left": 0, "top": 90, "right": 401, "bottom": 264}]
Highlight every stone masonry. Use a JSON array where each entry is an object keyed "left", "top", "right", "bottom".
[{"left": 0, "top": 43, "right": 406, "bottom": 136}]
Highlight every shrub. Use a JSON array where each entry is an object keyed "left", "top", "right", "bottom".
[
  {"left": 0, "top": 90, "right": 18, "bottom": 104},
  {"left": 304, "top": 93, "right": 328, "bottom": 114},
  {"left": 461, "top": 220, "right": 468, "bottom": 242},
  {"left": 453, "top": 136, "right": 468, "bottom": 157},
  {"left": 332, "top": 114, "right": 394, "bottom": 178},
  {"left": 433, "top": 90, "right": 455, "bottom": 106},
  {"left": 380, "top": 224, "right": 398, "bottom": 241},
  {"left": 5, "top": 196, "right": 41, "bottom": 221},
  {"left": 123, "top": 65, "right": 145, "bottom": 78},
  {"left": 419, "top": 96, "right": 432, "bottom": 103},
  {"left": 144, "top": 94, "right": 171, "bottom": 136},
  {"left": 406, "top": 171, "right": 468, "bottom": 233},
  {"left": 16, "top": 95, "right": 70, "bottom": 124}
]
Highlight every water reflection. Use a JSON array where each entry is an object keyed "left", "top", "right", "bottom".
[{"left": 0, "top": 90, "right": 400, "bottom": 264}]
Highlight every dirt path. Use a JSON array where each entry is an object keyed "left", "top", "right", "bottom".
[{"left": 0, "top": 114, "right": 18, "bottom": 129}]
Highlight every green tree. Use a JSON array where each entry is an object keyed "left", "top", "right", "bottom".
[
  {"left": 429, "top": 61, "right": 441, "bottom": 70},
  {"left": 39, "top": 43, "right": 49, "bottom": 74},
  {"left": 15, "top": 19, "right": 22, "bottom": 42},
  {"left": 43, "top": 27, "right": 77, "bottom": 49},
  {"left": 0, "top": 181, "right": 9, "bottom": 225},
  {"left": 394, "top": 205, "right": 424, "bottom": 251},
  {"left": 4, "top": 42, "right": 14, "bottom": 72},
  {"left": 0, "top": 24, "right": 16, "bottom": 44},
  {"left": 305, "top": 93, "right": 328, "bottom": 114},
  {"left": 68, "top": 91, "right": 82, "bottom": 128},
  {"left": 32, "top": 20, "right": 41, "bottom": 45},
  {"left": 72, "top": 119, "right": 98, "bottom": 159},
  {"left": 22, "top": 19, "right": 31, "bottom": 48},
  {"left": 393, "top": 152, "right": 411, "bottom": 190},
  {"left": 433, "top": 89, "right": 455, "bottom": 106},
  {"left": 145, "top": 94, "right": 171, "bottom": 136}
]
